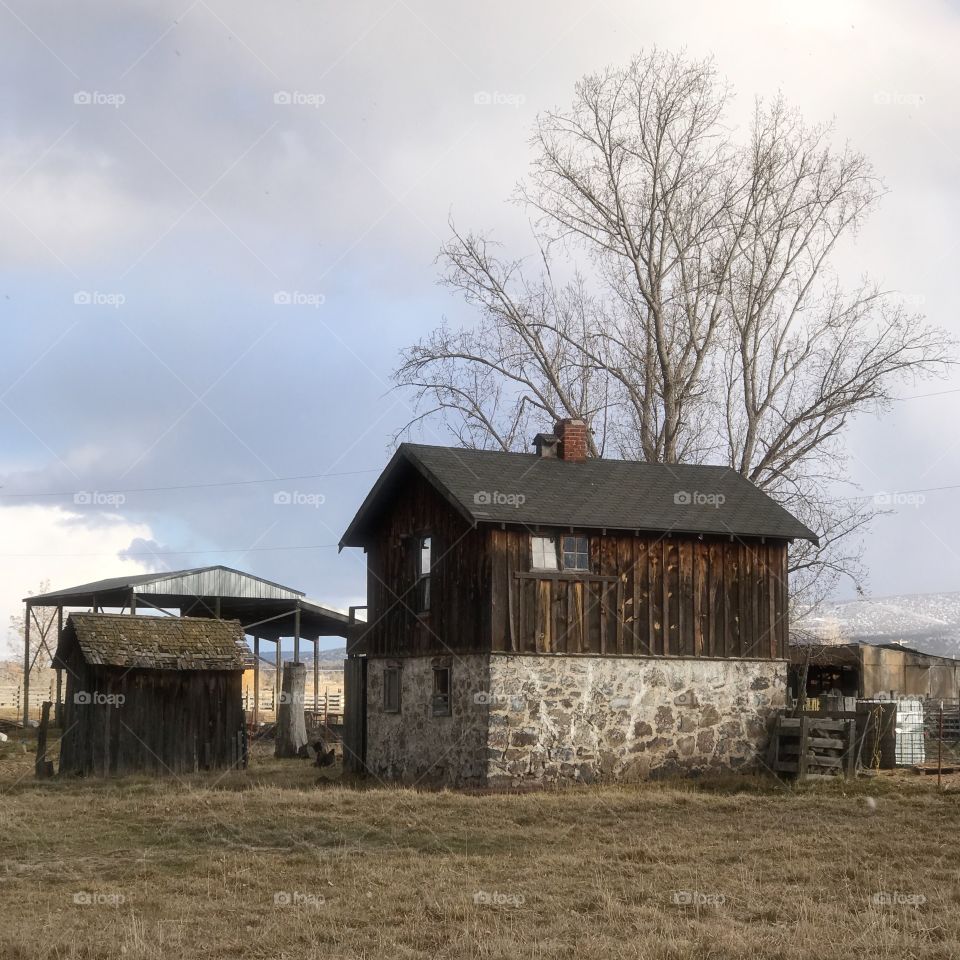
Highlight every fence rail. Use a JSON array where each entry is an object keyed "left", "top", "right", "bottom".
[{"left": 0, "top": 679, "right": 343, "bottom": 723}]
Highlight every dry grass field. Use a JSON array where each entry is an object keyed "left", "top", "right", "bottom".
[{"left": 2, "top": 735, "right": 959, "bottom": 960}]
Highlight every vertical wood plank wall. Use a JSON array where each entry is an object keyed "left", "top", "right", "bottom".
[
  {"left": 361, "top": 469, "right": 791, "bottom": 661},
  {"left": 489, "top": 531, "right": 789, "bottom": 660}
]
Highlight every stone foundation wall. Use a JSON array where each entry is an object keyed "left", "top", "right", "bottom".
[
  {"left": 365, "top": 654, "right": 786, "bottom": 786},
  {"left": 484, "top": 655, "right": 786, "bottom": 785},
  {"left": 365, "top": 654, "right": 489, "bottom": 785}
]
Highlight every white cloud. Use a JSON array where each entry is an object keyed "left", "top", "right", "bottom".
[{"left": 0, "top": 505, "right": 156, "bottom": 659}]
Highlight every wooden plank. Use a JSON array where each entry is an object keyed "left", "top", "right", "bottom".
[
  {"left": 798, "top": 717, "right": 810, "bottom": 781},
  {"left": 692, "top": 541, "right": 704, "bottom": 657},
  {"left": 664, "top": 540, "right": 678, "bottom": 656},
  {"left": 634, "top": 539, "right": 650, "bottom": 655},
  {"left": 678, "top": 540, "right": 693, "bottom": 656},
  {"left": 707, "top": 541, "right": 721, "bottom": 657},
  {"left": 649, "top": 539, "right": 664, "bottom": 655}
]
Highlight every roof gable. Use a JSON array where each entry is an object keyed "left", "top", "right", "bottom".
[
  {"left": 340, "top": 443, "right": 818, "bottom": 547},
  {"left": 58, "top": 613, "right": 248, "bottom": 671}
]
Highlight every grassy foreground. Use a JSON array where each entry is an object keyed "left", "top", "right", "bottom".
[{"left": 1, "top": 738, "right": 959, "bottom": 959}]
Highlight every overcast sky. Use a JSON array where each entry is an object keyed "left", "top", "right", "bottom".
[{"left": 1, "top": 0, "right": 958, "bottom": 653}]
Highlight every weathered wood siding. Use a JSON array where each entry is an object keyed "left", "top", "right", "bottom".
[
  {"left": 361, "top": 472, "right": 790, "bottom": 660},
  {"left": 58, "top": 651, "right": 246, "bottom": 776},
  {"left": 362, "top": 467, "right": 489, "bottom": 657},
  {"left": 489, "top": 531, "right": 789, "bottom": 659}
]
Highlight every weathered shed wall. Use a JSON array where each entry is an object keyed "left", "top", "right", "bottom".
[{"left": 58, "top": 663, "right": 245, "bottom": 777}]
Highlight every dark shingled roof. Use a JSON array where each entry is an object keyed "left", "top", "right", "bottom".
[
  {"left": 340, "top": 443, "right": 818, "bottom": 547},
  {"left": 59, "top": 613, "right": 248, "bottom": 671}
]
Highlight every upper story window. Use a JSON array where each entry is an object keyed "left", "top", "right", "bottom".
[
  {"left": 531, "top": 535, "right": 559, "bottom": 570},
  {"left": 416, "top": 535, "right": 432, "bottom": 612},
  {"left": 531, "top": 533, "right": 591, "bottom": 572},
  {"left": 562, "top": 535, "right": 590, "bottom": 571}
]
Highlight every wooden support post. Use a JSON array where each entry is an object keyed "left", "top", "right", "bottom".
[
  {"left": 54, "top": 606, "right": 63, "bottom": 728},
  {"left": 845, "top": 719, "right": 857, "bottom": 778},
  {"left": 130, "top": 590, "right": 136, "bottom": 615},
  {"left": 253, "top": 636, "right": 260, "bottom": 728},
  {"left": 313, "top": 637, "right": 319, "bottom": 713},
  {"left": 275, "top": 638, "right": 281, "bottom": 714},
  {"left": 798, "top": 716, "right": 810, "bottom": 782},
  {"left": 214, "top": 597, "right": 222, "bottom": 619},
  {"left": 22, "top": 602, "right": 31, "bottom": 726},
  {"left": 293, "top": 605, "right": 301, "bottom": 663}
]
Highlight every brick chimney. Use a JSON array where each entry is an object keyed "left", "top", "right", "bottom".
[{"left": 554, "top": 418, "right": 589, "bottom": 462}]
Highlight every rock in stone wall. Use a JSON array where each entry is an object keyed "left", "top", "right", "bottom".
[
  {"left": 365, "top": 654, "right": 490, "bottom": 785},
  {"left": 485, "top": 655, "right": 786, "bottom": 785}
]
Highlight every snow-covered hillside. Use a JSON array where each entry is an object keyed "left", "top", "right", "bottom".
[{"left": 798, "top": 592, "right": 960, "bottom": 658}]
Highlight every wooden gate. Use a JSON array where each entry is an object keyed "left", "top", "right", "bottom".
[{"left": 342, "top": 656, "right": 367, "bottom": 774}]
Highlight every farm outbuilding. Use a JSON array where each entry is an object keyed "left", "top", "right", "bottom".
[
  {"left": 789, "top": 641, "right": 960, "bottom": 701},
  {"left": 56, "top": 613, "right": 249, "bottom": 776},
  {"left": 340, "top": 419, "right": 819, "bottom": 786},
  {"left": 21, "top": 565, "right": 350, "bottom": 727}
]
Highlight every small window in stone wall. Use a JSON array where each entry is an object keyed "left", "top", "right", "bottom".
[
  {"left": 431, "top": 666, "right": 451, "bottom": 716},
  {"left": 383, "top": 666, "right": 401, "bottom": 713}
]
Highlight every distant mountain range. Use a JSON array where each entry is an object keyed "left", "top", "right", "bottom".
[{"left": 799, "top": 592, "right": 960, "bottom": 659}]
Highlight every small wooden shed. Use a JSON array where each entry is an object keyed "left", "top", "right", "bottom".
[{"left": 55, "top": 613, "right": 248, "bottom": 777}]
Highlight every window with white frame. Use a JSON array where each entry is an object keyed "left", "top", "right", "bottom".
[
  {"left": 416, "top": 535, "right": 432, "bottom": 612},
  {"left": 531, "top": 535, "right": 559, "bottom": 570}
]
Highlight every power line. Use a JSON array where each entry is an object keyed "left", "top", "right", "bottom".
[{"left": 0, "top": 467, "right": 380, "bottom": 499}]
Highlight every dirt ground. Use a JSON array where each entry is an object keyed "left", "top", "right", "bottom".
[{"left": 1, "top": 734, "right": 959, "bottom": 960}]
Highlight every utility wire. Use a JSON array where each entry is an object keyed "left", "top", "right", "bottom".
[{"left": 0, "top": 467, "right": 379, "bottom": 499}]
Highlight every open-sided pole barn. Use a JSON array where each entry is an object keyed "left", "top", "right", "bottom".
[{"left": 21, "top": 565, "right": 349, "bottom": 726}]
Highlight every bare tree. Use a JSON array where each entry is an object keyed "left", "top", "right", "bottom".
[{"left": 395, "top": 50, "right": 953, "bottom": 607}]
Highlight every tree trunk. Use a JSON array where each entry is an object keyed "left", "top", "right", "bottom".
[{"left": 275, "top": 662, "right": 308, "bottom": 758}]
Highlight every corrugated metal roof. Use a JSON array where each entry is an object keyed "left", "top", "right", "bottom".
[
  {"left": 25, "top": 565, "right": 305, "bottom": 604},
  {"left": 59, "top": 613, "right": 247, "bottom": 671},
  {"left": 340, "top": 443, "right": 818, "bottom": 547}
]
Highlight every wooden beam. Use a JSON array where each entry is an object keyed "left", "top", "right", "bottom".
[
  {"left": 253, "top": 636, "right": 260, "bottom": 728},
  {"left": 22, "top": 602, "right": 31, "bottom": 726}
]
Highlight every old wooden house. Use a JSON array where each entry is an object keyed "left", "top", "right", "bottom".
[
  {"left": 55, "top": 613, "right": 248, "bottom": 776},
  {"left": 340, "top": 419, "right": 817, "bottom": 785}
]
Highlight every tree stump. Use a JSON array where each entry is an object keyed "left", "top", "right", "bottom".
[{"left": 275, "top": 662, "right": 308, "bottom": 758}]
